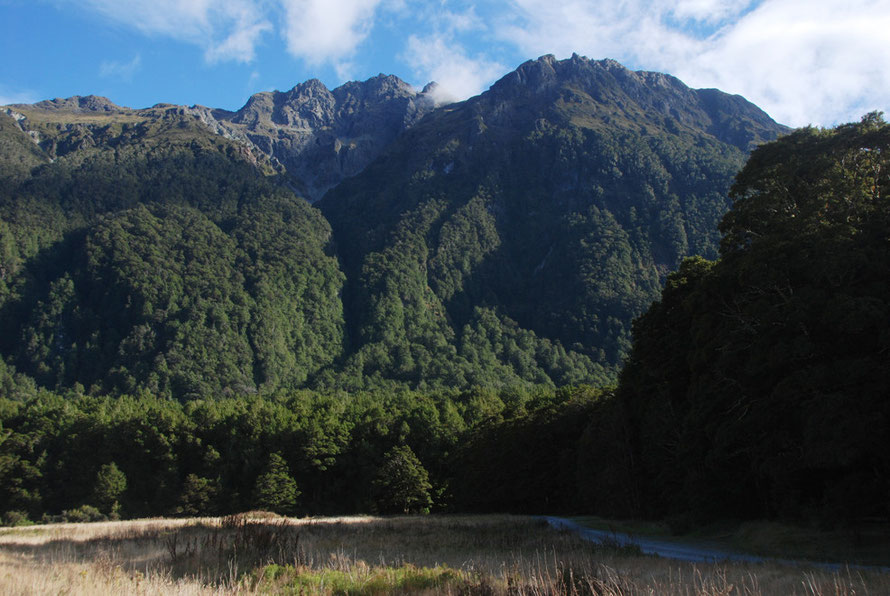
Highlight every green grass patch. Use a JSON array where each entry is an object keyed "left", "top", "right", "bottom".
[{"left": 252, "top": 562, "right": 465, "bottom": 595}]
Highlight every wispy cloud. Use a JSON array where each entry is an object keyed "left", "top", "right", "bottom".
[
  {"left": 66, "top": 0, "right": 386, "bottom": 69},
  {"left": 404, "top": 34, "right": 506, "bottom": 103},
  {"left": 668, "top": 0, "right": 755, "bottom": 24},
  {"left": 205, "top": 21, "right": 272, "bottom": 63},
  {"left": 99, "top": 54, "right": 142, "bottom": 80},
  {"left": 493, "top": 0, "right": 890, "bottom": 126},
  {"left": 399, "top": 3, "right": 506, "bottom": 101},
  {"left": 70, "top": 0, "right": 272, "bottom": 64}
]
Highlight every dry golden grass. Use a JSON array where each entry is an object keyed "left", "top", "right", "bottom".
[
  {"left": 0, "top": 514, "right": 886, "bottom": 595},
  {"left": 7, "top": 106, "right": 147, "bottom": 126}
]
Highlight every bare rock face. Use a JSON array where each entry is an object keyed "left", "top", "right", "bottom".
[
  {"left": 210, "top": 75, "right": 440, "bottom": 201},
  {"left": 5, "top": 77, "right": 439, "bottom": 202}
]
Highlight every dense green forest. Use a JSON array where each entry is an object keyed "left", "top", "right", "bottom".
[
  {"left": 2, "top": 114, "right": 888, "bottom": 526},
  {"left": 4, "top": 59, "right": 886, "bottom": 527},
  {"left": 0, "top": 56, "right": 786, "bottom": 398},
  {"left": 582, "top": 113, "right": 890, "bottom": 524},
  {"left": 0, "top": 383, "right": 605, "bottom": 522}
]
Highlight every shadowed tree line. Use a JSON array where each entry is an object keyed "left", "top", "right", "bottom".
[{"left": 0, "top": 384, "right": 606, "bottom": 522}]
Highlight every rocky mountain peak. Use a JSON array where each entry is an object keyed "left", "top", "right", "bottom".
[
  {"left": 209, "top": 73, "right": 438, "bottom": 200},
  {"left": 5, "top": 56, "right": 786, "bottom": 203},
  {"left": 482, "top": 54, "right": 786, "bottom": 151},
  {"left": 24, "top": 95, "right": 124, "bottom": 113},
  {"left": 337, "top": 73, "right": 415, "bottom": 98},
  {"left": 286, "top": 78, "right": 332, "bottom": 100}
]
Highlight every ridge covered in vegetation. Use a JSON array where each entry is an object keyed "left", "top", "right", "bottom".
[
  {"left": 0, "top": 55, "right": 786, "bottom": 397},
  {"left": 4, "top": 59, "right": 885, "bottom": 530}
]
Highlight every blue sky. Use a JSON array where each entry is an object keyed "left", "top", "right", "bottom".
[{"left": 2, "top": 0, "right": 889, "bottom": 127}]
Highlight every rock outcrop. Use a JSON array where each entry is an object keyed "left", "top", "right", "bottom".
[{"left": 210, "top": 74, "right": 440, "bottom": 201}]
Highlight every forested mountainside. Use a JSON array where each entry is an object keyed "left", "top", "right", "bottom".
[
  {"left": 444, "top": 113, "right": 890, "bottom": 524},
  {"left": 320, "top": 54, "right": 787, "bottom": 389},
  {"left": 0, "top": 106, "right": 346, "bottom": 399},
  {"left": 2, "top": 53, "right": 888, "bottom": 527},
  {"left": 2, "top": 115, "right": 887, "bottom": 525},
  {"left": 0, "top": 54, "right": 785, "bottom": 399}
]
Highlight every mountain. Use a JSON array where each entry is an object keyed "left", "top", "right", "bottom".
[
  {"left": 210, "top": 76, "right": 439, "bottom": 201},
  {"left": 319, "top": 54, "right": 788, "bottom": 389},
  {"left": 0, "top": 55, "right": 787, "bottom": 398},
  {"left": 5, "top": 75, "right": 439, "bottom": 203},
  {"left": 0, "top": 103, "right": 345, "bottom": 398}
]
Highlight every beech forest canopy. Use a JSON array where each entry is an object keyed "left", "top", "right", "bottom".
[
  {"left": 0, "top": 56, "right": 786, "bottom": 399},
  {"left": 1, "top": 54, "right": 885, "bottom": 525},
  {"left": 1, "top": 114, "right": 887, "bottom": 526},
  {"left": 593, "top": 113, "right": 890, "bottom": 523}
]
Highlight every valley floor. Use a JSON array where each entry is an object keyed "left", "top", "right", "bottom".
[{"left": 0, "top": 513, "right": 887, "bottom": 595}]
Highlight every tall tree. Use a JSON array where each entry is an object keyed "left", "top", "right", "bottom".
[
  {"left": 252, "top": 453, "right": 299, "bottom": 515},
  {"left": 372, "top": 445, "right": 433, "bottom": 514},
  {"left": 93, "top": 462, "right": 126, "bottom": 515}
]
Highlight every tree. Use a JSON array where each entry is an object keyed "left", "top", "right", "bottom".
[
  {"left": 252, "top": 453, "right": 299, "bottom": 514},
  {"left": 372, "top": 445, "right": 432, "bottom": 514},
  {"left": 177, "top": 474, "right": 218, "bottom": 517},
  {"left": 93, "top": 462, "right": 126, "bottom": 515},
  {"left": 607, "top": 113, "right": 890, "bottom": 522}
]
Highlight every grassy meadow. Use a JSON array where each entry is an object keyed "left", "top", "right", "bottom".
[{"left": 1, "top": 514, "right": 887, "bottom": 595}]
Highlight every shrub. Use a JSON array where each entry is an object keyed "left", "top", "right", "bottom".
[
  {"left": 61, "top": 504, "right": 106, "bottom": 523},
  {"left": 2, "top": 510, "right": 32, "bottom": 527}
]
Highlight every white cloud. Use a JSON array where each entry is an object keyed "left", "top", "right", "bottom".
[
  {"left": 76, "top": 0, "right": 214, "bottom": 39},
  {"left": 69, "top": 0, "right": 272, "bottom": 64},
  {"left": 396, "top": 3, "right": 506, "bottom": 101},
  {"left": 494, "top": 0, "right": 890, "bottom": 126},
  {"left": 99, "top": 54, "right": 142, "bottom": 80},
  {"left": 55, "top": 0, "right": 391, "bottom": 76},
  {"left": 404, "top": 34, "right": 506, "bottom": 102},
  {"left": 681, "top": 1, "right": 890, "bottom": 126},
  {"left": 279, "top": 0, "right": 382, "bottom": 65},
  {"left": 205, "top": 21, "right": 272, "bottom": 63},
  {"left": 668, "top": 0, "right": 753, "bottom": 24}
]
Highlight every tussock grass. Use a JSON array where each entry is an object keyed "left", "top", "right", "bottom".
[
  {"left": 0, "top": 514, "right": 886, "bottom": 594},
  {"left": 7, "top": 106, "right": 147, "bottom": 125}
]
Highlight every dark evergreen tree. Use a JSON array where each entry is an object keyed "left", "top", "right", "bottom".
[
  {"left": 252, "top": 453, "right": 299, "bottom": 514},
  {"left": 92, "top": 462, "right": 126, "bottom": 515},
  {"left": 372, "top": 445, "right": 433, "bottom": 514},
  {"left": 177, "top": 474, "right": 218, "bottom": 517},
  {"left": 595, "top": 113, "right": 890, "bottom": 523}
]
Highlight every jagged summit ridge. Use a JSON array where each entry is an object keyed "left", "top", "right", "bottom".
[
  {"left": 4, "top": 75, "right": 439, "bottom": 202},
  {"left": 3, "top": 55, "right": 787, "bottom": 201},
  {"left": 485, "top": 54, "right": 786, "bottom": 151},
  {"left": 213, "top": 74, "right": 438, "bottom": 200}
]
